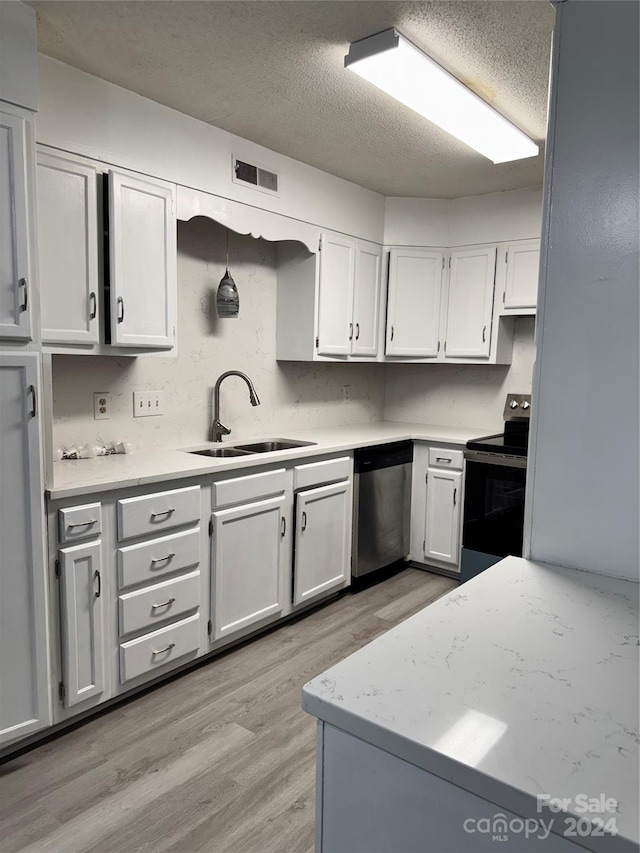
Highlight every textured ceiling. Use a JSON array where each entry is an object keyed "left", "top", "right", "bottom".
[{"left": 29, "top": 1, "right": 555, "bottom": 199}]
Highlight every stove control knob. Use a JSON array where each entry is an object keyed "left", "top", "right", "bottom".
[
  {"left": 521, "top": 400, "right": 531, "bottom": 410},
  {"left": 509, "top": 399, "right": 519, "bottom": 409}
]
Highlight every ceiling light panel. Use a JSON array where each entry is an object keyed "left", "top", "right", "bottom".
[{"left": 345, "top": 29, "right": 539, "bottom": 164}]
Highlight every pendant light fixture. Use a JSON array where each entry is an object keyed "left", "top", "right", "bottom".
[
  {"left": 345, "top": 28, "right": 539, "bottom": 164},
  {"left": 216, "top": 228, "right": 240, "bottom": 318}
]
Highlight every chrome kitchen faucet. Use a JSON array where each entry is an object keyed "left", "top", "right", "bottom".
[{"left": 211, "top": 371, "right": 260, "bottom": 442}]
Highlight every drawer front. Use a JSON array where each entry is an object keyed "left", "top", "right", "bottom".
[
  {"left": 117, "top": 486, "right": 200, "bottom": 541},
  {"left": 118, "top": 570, "right": 200, "bottom": 637},
  {"left": 59, "top": 502, "right": 102, "bottom": 544},
  {"left": 118, "top": 527, "right": 201, "bottom": 589},
  {"left": 293, "top": 456, "right": 351, "bottom": 490},
  {"left": 427, "top": 447, "right": 464, "bottom": 470},
  {"left": 119, "top": 613, "right": 200, "bottom": 684},
  {"left": 212, "top": 468, "right": 286, "bottom": 509}
]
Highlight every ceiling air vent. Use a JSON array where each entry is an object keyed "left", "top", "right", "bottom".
[{"left": 233, "top": 157, "right": 279, "bottom": 195}]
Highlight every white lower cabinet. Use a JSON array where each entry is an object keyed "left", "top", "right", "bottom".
[
  {"left": 58, "top": 540, "right": 106, "bottom": 707},
  {"left": 424, "top": 469, "right": 463, "bottom": 567},
  {"left": 293, "top": 480, "right": 352, "bottom": 606},
  {"left": 211, "top": 494, "right": 287, "bottom": 640}
]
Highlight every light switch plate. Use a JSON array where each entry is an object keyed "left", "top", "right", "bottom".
[{"left": 133, "top": 391, "right": 164, "bottom": 417}]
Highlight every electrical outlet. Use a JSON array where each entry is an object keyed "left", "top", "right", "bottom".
[
  {"left": 342, "top": 385, "right": 351, "bottom": 403},
  {"left": 133, "top": 391, "right": 165, "bottom": 417},
  {"left": 93, "top": 392, "right": 111, "bottom": 420}
]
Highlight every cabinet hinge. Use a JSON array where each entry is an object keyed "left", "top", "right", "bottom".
[
  {"left": 502, "top": 291, "right": 506, "bottom": 303},
  {"left": 208, "top": 517, "right": 214, "bottom": 537},
  {"left": 442, "top": 257, "right": 445, "bottom": 269},
  {"left": 207, "top": 619, "right": 212, "bottom": 636},
  {"left": 55, "top": 559, "right": 61, "bottom": 578},
  {"left": 448, "top": 257, "right": 451, "bottom": 269},
  {"left": 443, "top": 341, "right": 447, "bottom": 354},
  {"left": 318, "top": 237, "right": 322, "bottom": 252},
  {"left": 505, "top": 251, "right": 508, "bottom": 264},
  {"left": 58, "top": 681, "right": 65, "bottom": 703},
  {"left": 425, "top": 472, "right": 428, "bottom": 483},
  {"left": 315, "top": 336, "right": 319, "bottom": 349},
  {"left": 423, "top": 539, "right": 426, "bottom": 553}
]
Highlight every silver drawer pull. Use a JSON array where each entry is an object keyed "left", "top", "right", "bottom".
[
  {"left": 152, "top": 597, "right": 176, "bottom": 610},
  {"left": 436, "top": 457, "right": 451, "bottom": 464},
  {"left": 151, "top": 508, "right": 175, "bottom": 519},
  {"left": 150, "top": 552, "right": 175, "bottom": 565},
  {"left": 152, "top": 643, "right": 175, "bottom": 655},
  {"left": 68, "top": 518, "right": 98, "bottom": 528}
]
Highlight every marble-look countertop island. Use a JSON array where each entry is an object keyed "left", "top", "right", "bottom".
[
  {"left": 47, "top": 420, "right": 491, "bottom": 499},
  {"left": 302, "top": 557, "right": 639, "bottom": 853}
]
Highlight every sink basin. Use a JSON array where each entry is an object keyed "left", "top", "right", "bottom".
[
  {"left": 233, "top": 439, "right": 317, "bottom": 453},
  {"left": 189, "top": 447, "right": 255, "bottom": 458}
]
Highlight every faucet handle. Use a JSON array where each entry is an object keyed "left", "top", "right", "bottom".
[{"left": 212, "top": 419, "right": 231, "bottom": 442}]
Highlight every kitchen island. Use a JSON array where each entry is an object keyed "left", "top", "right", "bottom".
[{"left": 302, "top": 557, "right": 639, "bottom": 853}]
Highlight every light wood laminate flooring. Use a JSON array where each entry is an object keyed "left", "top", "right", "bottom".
[{"left": 0, "top": 568, "right": 456, "bottom": 853}]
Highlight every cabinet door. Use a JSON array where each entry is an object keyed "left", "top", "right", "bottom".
[
  {"left": 59, "top": 540, "right": 105, "bottom": 707},
  {"left": 503, "top": 239, "right": 540, "bottom": 311},
  {"left": 424, "top": 469, "right": 462, "bottom": 567},
  {"left": 0, "top": 354, "right": 49, "bottom": 744},
  {"left": 386, "top": 249, "right": 443, "bottom": 357},
  {"left": 316, "top": 232, "right": 355, "bottom": 356},
  {"left": 212, "top": 495, "right": 286, "bottom": 640},
  {"left": 109, "top": 169, "right": 176, "bottom": 348},
  {"left": 37, "top": 150, "right": 100, "bottom": 344},
  {"left": 445, "top": 247, "right": 496, "bottom": 358},
  {"left": 294, "top": 480, "right": 351, "bottom": 606},
  {"left": 0, "top": 109, "right": 31, "bottom": 340},
  {"left": 351, "top": 240, "right": 381, "bottom": 356}
]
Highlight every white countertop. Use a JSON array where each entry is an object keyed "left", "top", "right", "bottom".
[
  {"left": 302, "top": 557, "right": 639, "bottom": 853},
  {"left": 47, "top": 420, "right": 490, "bottom": 500}
]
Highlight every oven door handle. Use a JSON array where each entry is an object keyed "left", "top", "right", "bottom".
[{"left": 464, "top": 449, "right": 527, "bottom": 469}]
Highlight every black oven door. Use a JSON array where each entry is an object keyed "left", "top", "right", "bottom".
[{"left": 462, "top": 451, "right": 527, "bottom": 581}]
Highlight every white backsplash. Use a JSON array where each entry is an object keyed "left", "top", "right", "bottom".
[
  {"left": 51, "top": 218, "right": 386, "bottom": 450},
  {"left": 383, "top": 318, "right": 536, "bottom": 432},
  {"left": 51, "top": 220, "right": 536, "bottom": 449}
]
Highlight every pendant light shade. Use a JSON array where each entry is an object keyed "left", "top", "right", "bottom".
[{"left": 216, "top": 230, "right": 240, "bottom": 318}]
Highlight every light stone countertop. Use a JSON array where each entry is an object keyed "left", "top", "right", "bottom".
[
  {"left": 302, "top": 557, "right": 640, "bottom": 853},
  {"left": 47, "top": 420, "right": 492, "bottom": 500}
]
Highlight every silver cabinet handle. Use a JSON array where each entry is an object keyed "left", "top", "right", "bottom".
[
  {"left": 152, "top": 597, "right": 176, "bottom": 610},
  {"left": 436, "top": 457, "right": 451, "bottom": 464},
  {"left": 301, "top": 511, "right": 307, "bottom": 532},
  {"left": 281, "top": 516, "right": 286, "bottom": 538},
  {"left": 117, "top": 296, "right": 125, "bottom": 323},
  {"left": 68, "top": 518, "right": 98, "bottom": 528},
  {"left": 152, "top": 643, "right": 175, "bottom": 655},
  {"left": 453, "top": 488, "right": 457, "bottom": 506},
  {"left": 89, "top": 291, "right": 97, "bottom": 320},
  {"left": 19, "top": 278, "right": 28, "bottom": 312},
  {"left": 150, "top": 552, "right": 176, "bottom": 565},
  {"left": 482, "top": 325, "right": 487, "bottom": 342},
  {"left": 94, "top": 570, "right": 101, "bottom": 598},
  {"left": 151, "top": 508, "right": 175, "bottom": 519},
  {"left": 28, "top": 384, "right": 37, "bottom": 418},
  {"left": 355, "top": 323, "right": 360, "bottom": 340}
]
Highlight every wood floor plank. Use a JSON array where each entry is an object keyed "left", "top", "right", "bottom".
[{"left": 0, "top": 568, "right": 455, "bottom": 853}]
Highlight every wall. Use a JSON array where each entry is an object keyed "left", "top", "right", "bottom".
[
  {"left": 50, "top": 218, "right": 385, "bottom": 450},
  {"left": 525, "top": 0, "right": 639, "bottom": 580}
]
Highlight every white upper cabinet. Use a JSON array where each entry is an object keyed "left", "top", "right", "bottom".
[
  {"left": 499, "top": 239, "right": 540, "bottom": 313},
  {"left": 444, "top": 246, "right": 496, "bottom": 359},
  {"left": 316, "top": 232, "right": 355, "bottom": 356},
  {"left": 0, "top": 108, "right": 32, "bottom": 341},
  {"left": 351, "top": 240, "right": 381, "bottom": 356},
  {"left": 37, "top": 150, "right": 100, "bottom": 345},
  {"left": 0, "top": 354, "right": 49, "bottom": 745},
  {"left": 386, "top": 248, "right": 444, "bottom": 358},
  {"left": 109, "top": 169, "right": 177, "bottom": 349}
]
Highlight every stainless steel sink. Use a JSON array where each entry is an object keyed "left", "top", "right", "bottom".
[
  {"left": 232, "top": 439, "right": 317, "bottom": 453},
  {"left": 189, "top": 447, "right": 255, "bottom": 458}
]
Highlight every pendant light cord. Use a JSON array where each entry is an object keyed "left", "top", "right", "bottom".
[{"left": 226, "top": 228, "right": 230, "bottom": 272}]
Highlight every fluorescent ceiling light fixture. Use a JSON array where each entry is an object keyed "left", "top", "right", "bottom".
[{"left": 345, "top": 29, "right": 539, "bottom": 164}]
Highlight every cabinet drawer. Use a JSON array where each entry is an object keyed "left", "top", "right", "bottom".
[
  {"left": 427, "top": 447, "right": 464, "bottom": 470},
  {"left": 212, "top": 468, "right": 286, "bottom": 509},
  {"left": 118, "top": 527, "right": 201, "bottom": 589},
  {"left": 293, "top": 456, "right": 351, "bottom": 490},
  {"left": 117, "top": 486, "right": 200, "bottom": 541},
  {"left": 119, "top": 613, "right": 200, "bottom": 684},
  {"left": 59, "top": 502, "right": 102, "bottom": 544},
  {"left": 118, "top": 570, "right": 200, "bottom": 636}
]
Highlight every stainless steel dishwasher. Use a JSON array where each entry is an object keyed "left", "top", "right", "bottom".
[{"left": 352, "top": 442, "right": 413, "bottom": 578}]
